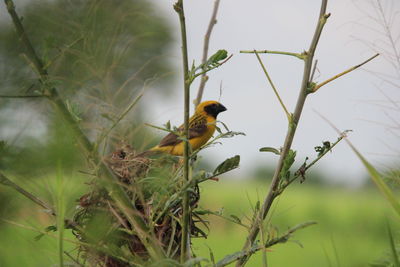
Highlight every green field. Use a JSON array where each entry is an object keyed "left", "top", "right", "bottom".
[
  {"left": 0, "top": 177, "right": 397, "bottom": 267},
  {"left": 194, "top": 180, "right": 397, "bottom": 267}
]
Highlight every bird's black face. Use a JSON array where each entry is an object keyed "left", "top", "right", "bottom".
[{"left": 204, "top": 103, "right": 227, "bottom": 118}]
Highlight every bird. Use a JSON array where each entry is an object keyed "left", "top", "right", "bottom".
[{"left": 138, "top": 100, "right": 227, "bottom": 157}]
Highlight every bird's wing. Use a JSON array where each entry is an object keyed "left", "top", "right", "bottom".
[{"left": 158, "top": 121, "right": 207, "bottom": 147}]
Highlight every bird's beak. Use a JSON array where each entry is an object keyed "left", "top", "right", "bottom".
[{"left": 218, "top": 103, "right": 227, "bottom": 113}]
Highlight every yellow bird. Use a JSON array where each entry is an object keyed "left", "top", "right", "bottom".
[{"left": 140, "top": 100, "right": 227, "bottom": 157}]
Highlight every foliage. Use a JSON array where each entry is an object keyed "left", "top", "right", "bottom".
[{"left": 0, "top": 0, "right": 173, "bottom": 175}]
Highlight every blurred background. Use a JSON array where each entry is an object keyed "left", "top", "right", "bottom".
[{"left": 0, "top": 0, "right": 399, "bottom": 266}]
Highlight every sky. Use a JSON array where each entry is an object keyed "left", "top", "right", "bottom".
[{"left": 144, "top": 0, "right": 400, "bottom": 186}]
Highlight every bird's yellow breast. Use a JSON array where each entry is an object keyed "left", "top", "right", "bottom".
[{"left": 153, "top": 116, "right": 216, "bottom": 156}]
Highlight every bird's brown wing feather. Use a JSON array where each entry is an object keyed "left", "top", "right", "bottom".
[{"left": 158, "top": 123, "right": 207, "bottom": 147}]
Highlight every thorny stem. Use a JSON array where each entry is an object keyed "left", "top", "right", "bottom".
[
  {"left": 236, "top": 1, "right": 330, "bottom": 266},
  {"left": 194, "top": 0, "right": 221, "bottom": 108},
  {"left": 311, "top": 53, "right": 380, "bottom": 92},
  {"left": 4, "top": 0, "right": 163, "bottom": 259},
  {"left": 240, "top": 50, "right": 306, "bottom": 60},
  {"left": 254, "top": 51, "right": 291, "bottom": 121},
  {"left": 174, "top": 0, "right": 191, "bottom": 262}
]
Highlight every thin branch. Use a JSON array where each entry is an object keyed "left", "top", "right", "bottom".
[
  {"left": 236, "top": 1, "right": 330, "bottom": 266},
  {"left": 278, "top": 130, "right": 349, "bottom": 194},
  {"left": 0, "top": 172, "right": 80, "bottom": 229},
  {"left": 215, "top": 221, "right": 316, "bottom": 267},
  {"left": 4, "top": 0, "right": 48, "bottom": 78},
  {"left": 174, "top": 0, "right": 191, "bottom": 262},
  {"left": 240, "top": 50, "right": 305, "bottom": 60},
  {"left": 312, "top": 53, "right": 380, "bottom": 92},
  {"left": 0, "top": 94, "right": 44, "bottom": 98},
  {"left": 254, "top": 51, "right": 291, "bottom": 121},
  {"left": 264, "top": 221, "right": 317, "bottom": 248},
  {"left": 0, "top": 172, "right": 55, "bottom": 215},
  {"left": 194, "top": 0, "right": 221, "bottom": 108}
]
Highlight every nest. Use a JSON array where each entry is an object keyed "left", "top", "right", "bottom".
[{"left": 71, "top": 143, "right": 207, "bottom": 266}]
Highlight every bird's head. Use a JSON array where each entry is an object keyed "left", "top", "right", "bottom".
[{"left": 196, "top": 100, "right": 227, "bottom": 118}]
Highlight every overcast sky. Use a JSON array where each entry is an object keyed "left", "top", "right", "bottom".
[{"left": 145, "top": 0, "right": 400, "bottom": 186}]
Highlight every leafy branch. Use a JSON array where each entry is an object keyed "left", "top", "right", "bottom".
[
  {"left": 189, "top": 49, "right": 231, "bottom": 85},
  {"left": 278, "top": 131, "right": 350, "bottom": 194},
  {"left": 215, "top": 221, "right": 317, "bottom": 267}
]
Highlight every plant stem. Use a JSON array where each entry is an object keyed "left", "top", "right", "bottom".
[
  {"left": 0, "top": 172, "right": 55, "bottom": 215},
  {"left": 278, "top": 131, "right": 348, "bottom": 194},
  {"left": 312, "top": 53, "right": 379, "bottom": 92},
  {"left": 254, "top": 51, "right": 291, "bottom": 121},
  {"left": 240, "top": 50, "right": 305, "bottom": 60},
  {"left": 4, "top": 0, "right": 163, "bottom": 259},
  {"left": 0, "top": 95, "right": 44, "bottom": 98},
  {"left": 236, "top": 1, "right": 329, "bottom": 266},
  {"left": 215, "top": 221, "right": 316, "bottom": 267},
  {"left": 174, "top": 0, "right": 191, "bottom": 262},
  {"left": 194, "top": 0, "right": 221, "bottom": 108}
]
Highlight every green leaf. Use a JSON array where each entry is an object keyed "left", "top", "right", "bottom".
[
  {"left": 255, "top": 200, "right": 260, "bottom": 212},
  {"left": 194, "top": 209, "right": 213, "bottom": 215},
  {"left": 213, "top": 155, "right": 240, "bottom": 176},
  {"left": 218, "top": 131, "right": 246, "bottom": 139},
  {"left": 230, "top": 214, "right": 242, "bottom": 224},
  {"left": 65, "top": 99, "right": 82, "bottom": 122},
  {"left": 207, "top": 49, "right": 228, "bottom": 66},
  {"left": 280, "top": 149, "right": 296, "bottom": 181},
  {"left": 348, "top": 142, "right": 400, "bottom": 217},
  {"left": 387, "top": 222, "right": 400, "bottom": 267},
  {"left": 215, "top": 243, "right": 260, "bottom": 267},
  {"left": 259, "top": 147, "right": 280, "bottom": 155},
  {"left": 314, "top": 141, "right": 331, "bottom": 156},
  {"left": 207, "top": 245, "right": 216, "bottom": 265},
  {"left": 34, "top": 225, "right": 57, "bottom": 241},
  {"left": 164, "top": 120, "right": 171, "bottom": 130}
]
